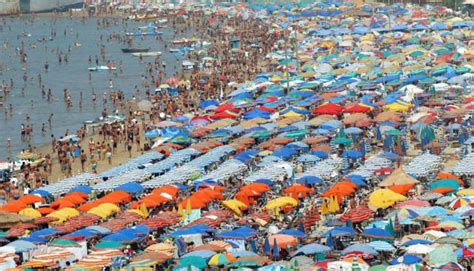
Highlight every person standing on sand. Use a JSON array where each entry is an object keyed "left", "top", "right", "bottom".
[
  {"left": 127, "top": 139, "right": 132, "bottom": 158},
  {"left": 90, "top": 155, "right": 97, "bottom": 174},
  {"left": 80, "top": 150, "right": 87, "bottom": 172},
  {"left": 106, "top": 144, "right": 112, "bottom": 165}
]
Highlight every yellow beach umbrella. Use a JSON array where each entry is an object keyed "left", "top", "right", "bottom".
[
  {"left": 457, "top": 189, "right": 474, "bottom": 196},
  {"left": 186, "top": 199, "right": 192, "bottom": 215},
  {"left": 369, "top": 189, "right": 407, "bottom": 209},
  {"left": 265, "top": 197, "right": 298, "bottom": 210},
  {"left": 140, "top": 203, "right": 149, "bottom": 218},
  {"left": 320, "top": 199, "right": 329, "bottom": 215},
  {"left": 222, "top": 200, "right": 247, "bottom": 216},
  {"left": 19, "top": 208, "right": 42, "bottom": 218}
]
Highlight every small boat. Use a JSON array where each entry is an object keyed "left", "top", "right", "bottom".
[
  {"left": 172, "top": 39, "right": 194, "bottom": 45},
  {"left": 121, "top": 48, "right": 150, "bottom": 53},
  {"left": 125, "top": 31, "right": 163, "bottom": 37},
  {"left": 158, "top": 19, "right": 168, "bottom": 24},
  {"left": 131, "top": 51, "right": 162, "bottom": 57},
  {"left": 169, "top": 48, "right": 180, "bottom": 53},
  {"left": 88, "top": 66, "right": 117, "bottom": 71},
  {"left": 138, "top": 23, "right": 157, "bottom": 30}
]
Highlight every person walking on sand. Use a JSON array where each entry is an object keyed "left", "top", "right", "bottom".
[
  {"left": 127, "top": 139, "right": 132, "bottom": 158},
  {"left": 106, "top": 144, "right": 112, "bottom": 165},
  {"left": 90, "top": 155, "right": 97, "bottom": 174},
  {"left": 80, "top": 150, "right": 87, "bottom": 172}
]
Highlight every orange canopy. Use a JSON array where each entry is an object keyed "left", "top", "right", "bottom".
[
  {"left": 431, "top": 188, "right": 454, "bottom": 194},
  {"left": 78, "top": 201, "right": 101, "bottom": 212},
  {"left": 152, "top": 185, "right": 179, "bottom": 198},
  {"left": 66, "top": 192, "right": 89, "bottom": 199},
  {"left": 99, "top": 191, "right": 131, "bottom": 204},
  {"left": 62, "top": 194, "right": 87, "bottom": 205},
  {"left": 0, "top": 201, "right": 27, "bottom": 213},
  {"left": 179, "top": 197, "right": 207, "bottom": 209},
  {"left": 389, "top": 184, "right": 414, "bottom": 195},
  {"left": 240, "top": 183, "right": 270, "bottom": 193},
  {"left": 18, "top": 194, "right": 44, "bottom": 205},
  {"left": 194, "top": 188, "right": 223, "bottom": 200},
  {"left": 37, "top": 207, "right": 55, "bottom": 215},
  {"left": 130, "top": 198, "right": 164, "bottom": 209},
  {"left": 51, "top": 199, "right": 76, "bottom": 209},
  {"left": 283, "top": 185, "right": 314, "bottom": 198}
]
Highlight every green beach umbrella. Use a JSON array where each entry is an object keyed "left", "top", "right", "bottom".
[
  {"left": 251, "top": 130, "right": 271, "bottom": 139},
  {"left": 178, "top": 256, "right": 208, "bottom": 269},
  {"left": 189, "top": 171, "right": 202, "bottom": 181},
  {"left": 228, "top": 256, "right": 268, "bottom": 267},
  {"left": 50, "top": 239, "right": 80, "bottom": 247},
  {"left": 409, "top": 50, "right": 424, "bottom": 57},
  {"left": 332, "top": 137, "right": 352, "bottom": 146},
  {"left": 369, "top": 264, "right": 388, "bottom": 271},
  {"left": 95, "top": 240, "right": 124, "bottom": 250},
  {"left": 455, "top": 66, "right": 471, "bottom": 74},
  {"left": 284, "top": 129, "right": 307, "bottom": 139},
  {"left": 171, "top": 136, "right": 193, "bottom": 145}
]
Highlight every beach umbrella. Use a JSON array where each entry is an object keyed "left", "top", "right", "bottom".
[
  {"left": 429, "top": 245, "right": 457, "bottom": 265},
  {"left": 389, "top": 255, "right": 422, "bottom": 265},
  {"left": 369, "top": 189, "right": 407, "bottom": 209},
  {"left": 178, "top": 256, "right": 208, "bottom": 269},
  {"left": 228, "top": 256, "right": 269, "bottom": 267},
  {"left": 268, "top": 234, "right": 298, "bottom": 249},
  {"left": 340, "top": 205, "right": 373, "bottom": 223},
  {"left": 18, "top": 194, "right": 44, "bottom": 205},
  {"left": 361, "top": 228, "right": 394, "bottom": 239},
  {"left": 368, "top": 241, "right": 396, "bottom": 252},
  {"left": 429, "top": 179, "right": 460, "bottom": 191},
  {"left": 263, "top": 238, "right": 271, "bottom": 255},
  {"left": 2, "top": 240, "right": 36, "bottom": 253},
  {"left": 341, "top": 243, "right": 378, "bottom": 256},
  {"left": 95, "top": 240, "right": 124, "bottom": 250},
  {"left": 296, "top": 176, "right": 322, "bottom": 186},
  {"left": 265, "top": 197, "right": 298, "bottom": 210},
  {"left": 19, "top": 208, "right": 42, "bottom": 218},
  {"left": 208, "top": 253, "right": 233, "bottom": 266},
  {"left": 272, "top": 238, "right": 279, "bottom": 259},
  {"left": 404, "top": 244, "right": 434, "bottom": 255},
  {"left": 222, "top": 200, "right": 247, "bottom": 216},
  {"left": 293, "top": 243, "right": 331, "bottom": 256},
  {"left": 369, "top": 265, "right": 388, "bottom": 271}
]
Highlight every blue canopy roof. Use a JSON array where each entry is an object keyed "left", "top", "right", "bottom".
[
  {"left": 216, "top": 226, "right": 257, "bottom": 240},
  {"left": 389, "top": 254, "right": 422, "bottom": 265},
  {"left": 272, "top": 147, "right": 297, "bottom": 161},
  {"left": 115, "top": 182, "right": 144, "bottom": 194},
  {"left": 198, "top": 100, "right": 219, "bottom": 109},
  {"left": 322, "top": 227, "right": 357, "bottom": 237},
  {"left": 234, "top": 150, "right": 258, "bottom": 163},
  {"left": 69, "top": 185, "right": 93, "bottom": 194},
  {"left": 362, "top": 228, "right": 393, "bottom": 239},
  {"left": 297, "top": 176, "right": 322, "bottom": 185}
]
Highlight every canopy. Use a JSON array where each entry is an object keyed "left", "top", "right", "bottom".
[{"left": 369, "top": 189, "right": 407, "bottom": 209}]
